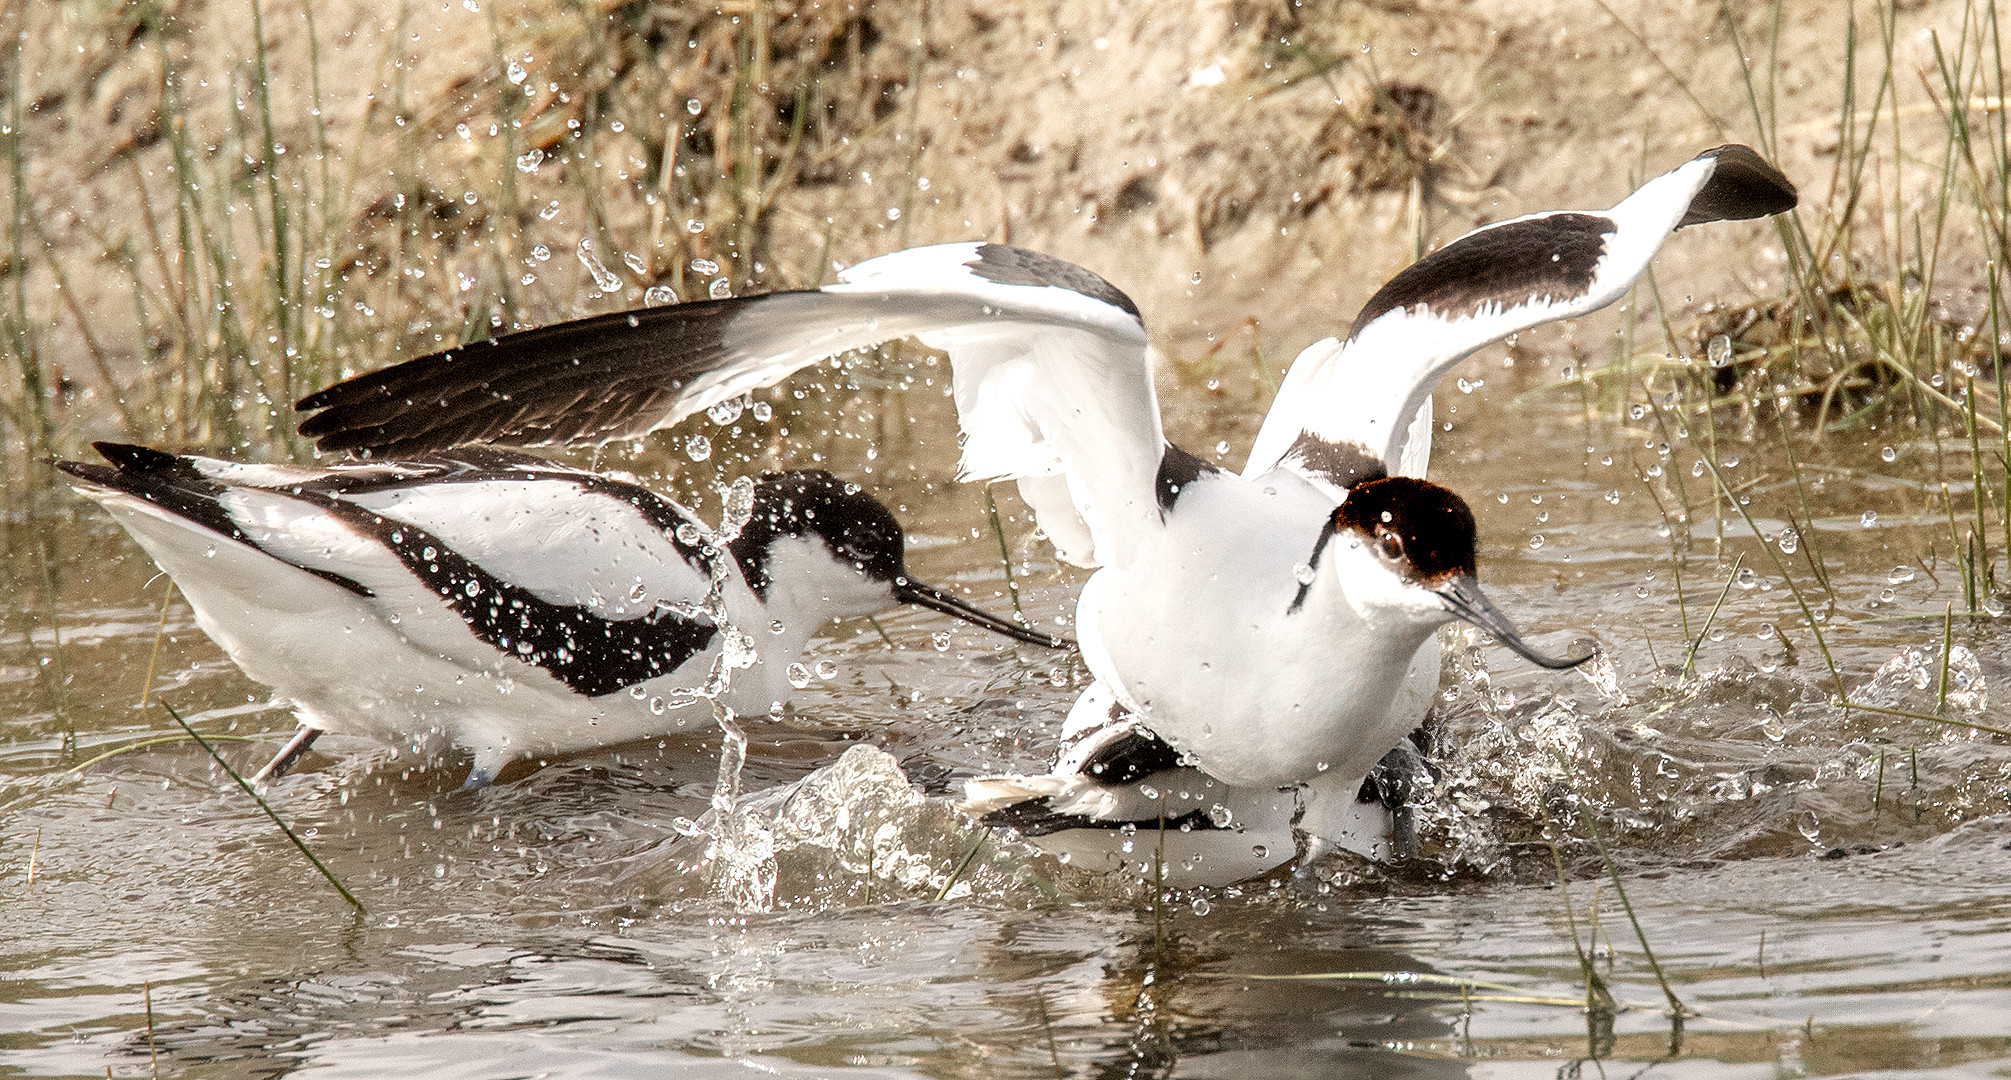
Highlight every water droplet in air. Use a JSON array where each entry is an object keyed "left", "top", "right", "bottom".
[
  {"left": 685, "top": 434, "right": 712, "bottom": 461},
  {"left": 644, "top": 285, "right": 677, "bottom": 306},
  {"left": 690, "top": 257, "right": 719, "bottom": 275},
  {"left": 539, "top": 200, "right": 561, "bottom": 220},
  {"left": 622, "top": 252, "right": 648, "bottom": 275},
  {"left": 1881, "top": 446, "right": 1898, "bottom": 462},
  {"left": 1293, "top": 562, "right": 1316, "bottom": 585},
  {"left": 577, "top": 238, "right": 622, "bottom": 292},
  {"left": 1207, "top": 804, "right": 1232, "bottom": 827},
  {"left": 786, "top": 663, "right": 812, "bottom": 689},
  {"left": 686, "top": 99, "right": 703, "bottom": 116},
  {"left": 932, "top": 631, "right": 952, "bottom": 652},
  {"left": 1628, "top": 403, "right": 1647, "bottom": 420},
  {"left": 1778, "top": 528, "right": 1799, "bottom": 554},
  {"left": 1888, "top": 565, "right": 1916, "bottom": 584},
  {"left": 1191, "top": 897, "right": 1212, "bottom": 916},
  {"left": 506, "top": 60, "right": 527, "bottom": 84},
  {"left": 814, "top": 659, "right": 837, "bottom": 680},
  {"left": 1860, "top": 510, "right": 1878, "bottom": 528},
  {"left": 707, "top": 398, "right": 745, "bottom": 426},
  {"left": 1707, "top": 334, "right": 1733, "bottom": 368},
  {"left": 1795, "top": 808, "right": 1820, "bottom": 842},
  {"left": 710, "top": 278, "right": 733, "bottom": 299},
  {"left": 1251, "top": 844, "right": 1269, "bottom": 859},
  {"left": 1528, "top": 534, "right": 1545, "bottom": 550},
  {"left": 515, "top": 149, "right": 543, "bottom": 172},
  {"left": 1737, "top": 567, "right": 1758, "bottom": 590}
]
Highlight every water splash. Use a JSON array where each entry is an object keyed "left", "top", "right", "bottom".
[
  {"left": 576, "top": 237, "right": 623, "bottom": 293},
  {"left": 653, "top": 745, "right": 1015, "bottom": 911}
]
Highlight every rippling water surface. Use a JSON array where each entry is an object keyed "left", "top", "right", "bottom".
[{"left": 5, "top": 350, "right": 2010, "bottom": 1078}]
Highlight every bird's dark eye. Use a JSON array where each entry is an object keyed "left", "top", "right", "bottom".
[{"left": 1378, "top": 533, "right": 1404, "bottom": 562}]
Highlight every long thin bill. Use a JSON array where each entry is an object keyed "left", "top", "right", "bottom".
[
  {"left": 1435, "top": 573, "right": 1591, "bottom": 670},
  {"left": 894, "top": 578, "right": 1075, "bottom": 650}
]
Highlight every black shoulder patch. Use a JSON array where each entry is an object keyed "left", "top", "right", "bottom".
[
  {"left": 318, "top": 500, "right": 717, "bottom": 698},
  {"left": 1155, "top": 442, "right": 1221, "bottom": 511},
  {"left": 968, "top": 244, "right": 1142, "bottom": 318},
  {"left": 979, "top": 802, "right": 1220, "bottom": 837},
  {"left": 1680, "top": 145, "right": 1798, "bottom": 227},
  {"left": 1347, "top": 213, "right": 1613, "bottom": 340},
  {"left": 1080, "top": 728, "right": 1185, "bottom": 786},
  {"left": 1281, "top": 431, "right": 1387, "bottom": 491}
]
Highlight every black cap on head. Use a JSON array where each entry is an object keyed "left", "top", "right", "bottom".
[
  {"left": 729, "top": 470, "right": 905, "bottom": 597},
  {"left": 1321, "top": 476, "right": 1588, "bottom": 670},
  {"left": 1331, "top": 475, "right": 1478, "bottom": 585},
  {"left": 727, "top": 470, "right": 1074, "bottom": 650}
]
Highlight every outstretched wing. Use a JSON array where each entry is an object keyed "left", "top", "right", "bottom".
[
  {"left": 296, "top": 243, "right": 1164, "bottom": 569},
  {"left": 1245, "top": 144, "right": 1798, "bottom": 495}
]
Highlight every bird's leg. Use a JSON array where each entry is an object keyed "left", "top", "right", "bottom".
[{"left": 252, "top": 726, "right": 321, "bottom": 782}]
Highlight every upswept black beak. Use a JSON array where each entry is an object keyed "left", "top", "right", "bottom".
[
  {"left": 894, "top": 577, "right": 1075, "bottom": 650},
  {"left": 1435, "top": 573, "right": 1591, "bottom": 670}
]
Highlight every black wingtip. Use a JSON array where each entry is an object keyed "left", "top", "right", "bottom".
[
  {"left": 1682, "top": 144, "right": 1798, "bottom": 227},
  {"left": 91, "top": 442, "right": 183, "bottom": 473}
]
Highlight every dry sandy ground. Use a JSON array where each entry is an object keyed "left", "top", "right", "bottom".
[{"left": 3, "top": 0, "right": 1994, "bottom": 410}]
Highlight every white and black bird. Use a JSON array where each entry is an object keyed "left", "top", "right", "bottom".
[
  {"left": 59, "top": 443, "right": 1067, "bottom": 788},
  {"left": 290, "top": 145, "right": 1795, "bottom": 871}
]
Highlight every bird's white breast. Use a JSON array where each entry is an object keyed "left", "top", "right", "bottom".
[{"left": 1087, "top": 469, "right": 1439, "bottom": 788}]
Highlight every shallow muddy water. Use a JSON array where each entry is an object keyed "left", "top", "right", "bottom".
[{"left": 5, "top": 336, "right": 2011, "bottom": 1078}]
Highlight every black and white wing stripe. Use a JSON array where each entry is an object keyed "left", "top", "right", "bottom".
[
  {"left": 1245, "top": 144, "right": 1797, "bottom": 495},
  {"left": 58, "top": 444, "right": 724, "bottom": 697},
  {"left": 297, "top": 242, "right": 1164, "bottom": 569}
]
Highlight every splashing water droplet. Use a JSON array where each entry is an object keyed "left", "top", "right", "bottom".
[
  {"left": 515, "top": 149, "right": 543, "bottom": 172},
  {"left": 622, "top": 252, "right": 648, "bottom": 275},
  {"left": 685, "top": 434, "right": 712, "bottom": 461},
  {"left": 576, "top": 238, "right": 622, "bottom": 292},
  {"left": 707, "top": 398, "right": 745, "bottom": 426},
  {"left": 1707, "top": 334, "right": 1733, "bottom": 368}
]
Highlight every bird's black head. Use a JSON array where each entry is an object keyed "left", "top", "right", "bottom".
[
  {"left": 1298, "top": 476, "right": 1587, "bottom": 671},
  {"left": 728, "top": 470, "right": 905, "bottom": 598},
  {"left": 1330, "top": 475, "right": 1479, "bottom": 587}
]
